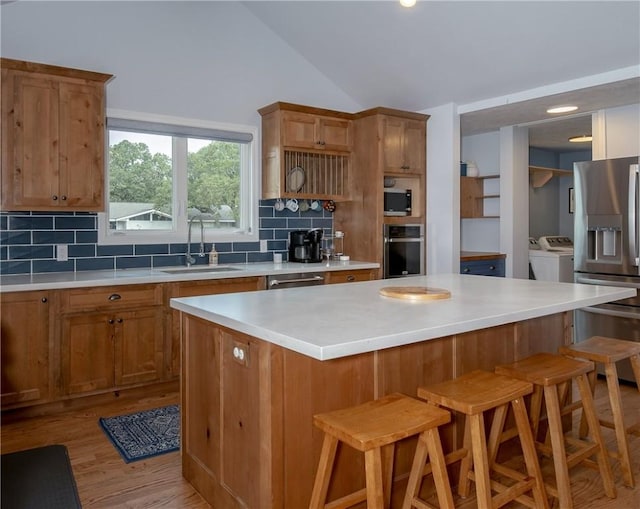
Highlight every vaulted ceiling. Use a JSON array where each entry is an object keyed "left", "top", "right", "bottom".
[{"left": 245, "top": 0, "right": 640, "bottom": 151}]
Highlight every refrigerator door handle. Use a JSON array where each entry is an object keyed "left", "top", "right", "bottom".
[
  {"left": 575, "top": 276, "right": 640, "bottom": 289},
  {"left": 581, "top": 305, "right": 640, "bottom": 321},
  {"left": 629, "top": 163, "right": 639, "bottom": 266}
]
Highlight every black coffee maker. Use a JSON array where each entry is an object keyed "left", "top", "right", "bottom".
[{"left": 289, "top": 228, "right": 323, "bottom": 263}]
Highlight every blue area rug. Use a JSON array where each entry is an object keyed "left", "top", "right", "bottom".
[{"left": 99, "top": 405, "right": 180, "bottom": 463}]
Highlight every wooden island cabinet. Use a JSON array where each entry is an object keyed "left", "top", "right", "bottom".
[
  {"left": 179, "top": 310, "right": 570, "bottom": 509},
  {"left": 172, "top": 273, "right": 630, "bottom": 509}
]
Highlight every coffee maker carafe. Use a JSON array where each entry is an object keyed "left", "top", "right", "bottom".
[{"left": 289, "top": 228, "right": 323, "bottom": 263}]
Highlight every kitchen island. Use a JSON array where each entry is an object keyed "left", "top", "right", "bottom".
[{"left": 170, "top": 274, "right": 636, "bottom": 509}]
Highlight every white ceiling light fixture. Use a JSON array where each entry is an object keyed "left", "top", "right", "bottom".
[
  {"left": 547, "top": 105, "right": 579, "bottom": 114},
  {"left": 569, "top": 134, "right": 593, "bottom": 143},
  {"left": 400, "top": 0, "right": 417, "bottom": 7}
]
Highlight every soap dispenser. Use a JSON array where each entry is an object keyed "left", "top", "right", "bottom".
[{"left": 208, "top": 244, "right": 218, "bottom": 266}]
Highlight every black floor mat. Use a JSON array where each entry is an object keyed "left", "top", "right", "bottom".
[{"left": 1, "top": 444, "right": 82, "bottom": 509}]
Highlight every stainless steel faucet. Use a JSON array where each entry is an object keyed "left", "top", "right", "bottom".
[{"left": 186, "top": 215, "right": 205, "bottom": 267}]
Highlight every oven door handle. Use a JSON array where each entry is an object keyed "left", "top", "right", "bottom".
[
  {"left": 386, "top": 238, "right": 423, "bottom": 243},
  {"left": 575, "top": 276, "right": 640, "bottom": 289},
  {"left": 581, "top": 305, "right": 640, "bottom": 320}
]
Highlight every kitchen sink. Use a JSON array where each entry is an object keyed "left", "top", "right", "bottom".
[{"left": 159, "top": 266, "right": 243, "bottom": 274}]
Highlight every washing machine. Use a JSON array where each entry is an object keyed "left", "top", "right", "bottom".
[{"left": 529, "top": 236, "right": 574, "bottom": 283}]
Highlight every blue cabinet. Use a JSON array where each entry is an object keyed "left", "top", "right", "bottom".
[{"left": 460, "top": 258, "right": 505, "bottom": 277}]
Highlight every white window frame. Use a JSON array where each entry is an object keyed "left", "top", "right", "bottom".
[{"left": 98, "top": 109, "right": 259, "bottom": 245}]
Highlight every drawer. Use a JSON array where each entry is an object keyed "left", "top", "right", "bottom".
[
  {"left": 460, "top": 259, "right": 505, "bottom": 277},
  {"left": 325, "top": 269, "right": 378, "bottom": 284},
  {"left": 60, "top": 284, "right": 163, "bottom": 312}
]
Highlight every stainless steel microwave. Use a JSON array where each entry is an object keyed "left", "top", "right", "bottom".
[{"left": 383, "top": 188, "right": 412, "bottom": 216}]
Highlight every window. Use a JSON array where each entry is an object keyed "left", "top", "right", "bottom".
[{"left": 98, "top": 110, "right": 258, "bottom": 245}]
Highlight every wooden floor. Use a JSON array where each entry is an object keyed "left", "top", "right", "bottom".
[{"left": 1, "top": 379, "right": 638, "bottom": 508}]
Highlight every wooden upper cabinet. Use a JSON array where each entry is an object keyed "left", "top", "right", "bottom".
[
  {"left": 382, "top": 116, "right": 426, "bottom": 175},
  {"left": 281, "top": 111, "right": 352, "bottom": 152},
  {"left": 258, "top": 102, "right": 354, "bottom": 200},
  {"left": 1, "top": 58, "right": 112, "bottom": 211}
]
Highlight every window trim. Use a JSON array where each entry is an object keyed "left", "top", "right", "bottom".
[{"left": 98, "top": 109, "right": 259, "bottom": 246}]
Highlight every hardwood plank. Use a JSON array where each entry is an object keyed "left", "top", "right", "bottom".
[{"left": 1, "top": 390, "right": 210, "bottom": 508}]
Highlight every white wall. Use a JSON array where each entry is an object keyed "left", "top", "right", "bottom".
[
  {"left": 460, "top": 131, "right": 501, "bottom": 252},
  {"left": 602, "top": 104, "right": 640, "bottom": 158},
  {"left": 0, "top": 1, "right": 362, "bottom": 127}
]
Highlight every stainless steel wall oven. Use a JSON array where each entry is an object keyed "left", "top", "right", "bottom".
[{"left": 383, "top": 224, "right": 424, "bottom": 278}]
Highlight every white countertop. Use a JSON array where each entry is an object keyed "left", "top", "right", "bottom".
[
  {"left": 0, "top": 260, "right": 379, "bottom": 292},
  {"left": 170, "top": 274, "right": 637, "bottom": 361}
]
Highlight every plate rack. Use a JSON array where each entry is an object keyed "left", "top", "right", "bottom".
[{"left": 284, "top": 150, "right": 350, "bottom": 198}]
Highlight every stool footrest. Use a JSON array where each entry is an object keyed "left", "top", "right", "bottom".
[
  {"left": 324, "top": 488, "right": 366, "bottom": 509},
  {"left": 467, "top": 468, "right": 537, "bottom": 509}
]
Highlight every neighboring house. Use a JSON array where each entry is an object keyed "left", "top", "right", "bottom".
[
  {"left": 109, "top": 202, "right": 172, "bottom": 231},
  {"left": 109, "top": 203, "right": 237, "bottom": 231}
]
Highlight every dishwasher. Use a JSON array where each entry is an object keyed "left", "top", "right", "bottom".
[{"left": 266, "top": 272, "right": 325, "bottom": 289}]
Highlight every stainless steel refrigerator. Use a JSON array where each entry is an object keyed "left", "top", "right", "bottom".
[{"left": 573, "top": 156, "right": 640, "bottom": 382}]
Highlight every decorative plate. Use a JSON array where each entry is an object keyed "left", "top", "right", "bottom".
[{"left": 286, "top": 166, "right": 306, "bottom": 192}]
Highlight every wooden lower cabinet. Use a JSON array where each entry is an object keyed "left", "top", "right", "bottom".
[
  {"left": 61, "top": 306, "right": 163, "bottom": 395},
  {"left": 180, "top": 311, "right": 571, "bottom": 508},
  {"left": 0, "top": 291, "right": 52, "bottom": 408}
]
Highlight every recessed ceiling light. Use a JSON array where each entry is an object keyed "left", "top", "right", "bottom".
[
  {"left": 400, "top": 0, "right": 417, "bottom": 7},
  {"left": 569, "top": 134, "right": 593, "bottom": 143},
  {"left": 547, "top": 105, "right": 579, "bottom": 114}
]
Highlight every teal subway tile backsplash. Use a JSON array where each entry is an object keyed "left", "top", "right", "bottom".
[{"left": 0, "top": 199, "right": 334, "bottom": 275}]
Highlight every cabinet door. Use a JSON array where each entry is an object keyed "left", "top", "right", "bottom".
[
  {"left": 58, "top": 80, "right": 104, "bottom": 210},
  {"left": 0, "top": 291, "right": 51, "bottom": 407},
  {"left": 61, "top": 312, "right": 114, "bottom": 395},
  {"left": 115, "top": 307, "right": 164, "bottom": 386},
  {"left": 382, "top": 116, "right": 405, "bottom": 172},
  {"left": 282, "top": 112, "right": 318, "bottom": 149},
  {"left": 402, "top": 119, "right": 426, "bottom": 173},
  {"left": 2, "top": 72, "right": 61, "bottom": 209},
  {"left": 317, "top": 117, "right": 352, "bottom": 151},
  {"left": 382, "top": 117, "right": 425, "bottom": 174}
]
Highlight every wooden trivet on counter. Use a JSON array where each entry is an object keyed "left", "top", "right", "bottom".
[{"left": 379, "top": 286, "right": 451, "bottom": 301}]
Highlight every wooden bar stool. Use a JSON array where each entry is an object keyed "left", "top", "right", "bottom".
[
  {"left": 496, "top": 352, "right": 617, "bottom": 509},
  {"left": 413, "top": 370, "right": 549, "bottom": 509},
  {"left": 559, "top": 336, "right": 640, "bottom": 488},
  {"left": 309, "top": 392, "right": 454, "bottom": 509}
]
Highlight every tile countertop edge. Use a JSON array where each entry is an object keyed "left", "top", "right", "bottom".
[
  {"left": 170, "top": 274, "right": 637, "bottom": 361},
  {"left": 0, "top": 261, "right": 379, "bottom": 292}
]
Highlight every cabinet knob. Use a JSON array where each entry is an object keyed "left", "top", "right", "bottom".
[
  {"left": 108, "top": 319, "right": 115, "bottom": 324},
  {"left": 117, "top": 318, "right": 123, "bottom": 323},
  {"left": 347, "top": 275, "right": 355, "bottom": 282},
  {"left": 489, "top": 265, "right": 496, "bottom": 270},
  {"left": 108, "top": 294, "right": 121, "bottom": 301},
  {"left": 463, "top": 267, "right": 470, "bottom": 273},
  {"left": 41, "top": 297, "right": 48, "bottom": 303},
  {"left": 52, "top": 195, "right": 58, "bottom": 201},
  {"left": 61, "top": 195, "right": 67, "bottom": 201}
]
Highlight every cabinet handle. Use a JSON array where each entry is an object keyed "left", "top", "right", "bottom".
[
  {"left": 52, "top": 195, "right": 58, "bottom": 201},
  {"left": 347, "top": 275, "right": 355, "bottom": 282},
  {"left": 108, "top": 319, "right": 115, "bottom": 324},
  {"left": 117, "top": 318, "right": 123, "bottom": 323},
  {"left": 41, "top": 297, "right": 48, "bottom": 303},
  {"left": 463, "top": 268, "right": 470, "bottom": 273},
  {"left": 61, "top": 195, "right": 67, "bottom": 201},
  {"left": 108, "top": 294, "right": 121, "bottom": 301},
  {"left": 489, "top": 265, "right": 496, "bottom": 270}
]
